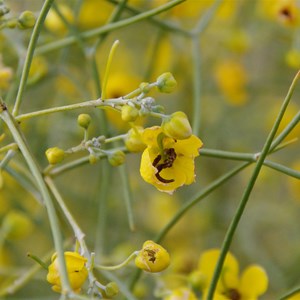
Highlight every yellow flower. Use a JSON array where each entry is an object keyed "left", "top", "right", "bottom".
[
  {"left": 135, "top": 240, "right": 170, "bottom": 273},
  {"left": 285, "top": 49, "right": 300, "bottom": 68},
  {"left": 77, "top": 0, "right": 114, "bottom": 30},
  {"left": 214, "top": 60, "right": 248, "bottom": 106},
  {"left": 47, "top": 251, "right": 88, "bottom": 293},
  {"left": 257, "top": 0, "right": 300, "bottom": 27},
  {"left": 164, "top": 287, "right": 198, "bottom": 300},
  {"left": 287, "top": 292, "right": 300, "bottom": 299},
  {"left": 28, "top": 56, "right": 48, "bottom": 85},
  {"left": 197, "top": 249, "right": 268, "bottom": 300},
  {"left": 140, "top": 126, "right": 203, "bottom": 194},
  {"left": 44, "top": 4, "right": 74, "bottom": 35}
]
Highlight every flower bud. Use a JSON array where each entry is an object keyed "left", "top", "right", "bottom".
[
  {"left": 89, "top": 154, "right": 99, "bottom": 164},
  {"left": 156, "top": 72, "right": 177, "bottom": 93},
  {"left": 162, "top": 111, "right": 192, "bottom": 140},
  {"left": 77, "top": 113, "right": 91, "bottom": 129},
  {"left": 47, "top": 251, "right": 88, "bottom": 293},
  {"left": 121, "top": 105, "right": 139, "bottom": 122},
  {"left": 45, "top": 147, "right": 65, "bottom": 165},
  {"left": 125, "top": 127, "right": 146, "bottom": 153},
  {"left": 18, "top": 11, "right": 36, "bottom": 29},
  {"left": 135, "top": 240, "right": 170, "bottom": 273},
  {"left": 2, "top": 210, "right": 33, "bottom": 240},
  {"left": 139, "top": 82, "right": 151, "bottom": 94},
  {"left": 188, "top": 270, "right": 205, "bottom": 289},
  {"left": 164, "top": 287, "right": 197, "bottom": 300},
  {"left": 104, "top": 282, "right": 119, "bottom": 297},
  {"left": 108, "top": 150, "right": 125, "bottom": 166}
]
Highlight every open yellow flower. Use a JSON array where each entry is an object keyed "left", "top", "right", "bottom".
[
  {"left": 47, "top": 251, "right": 88, "bottom": 293},
  {"left": 140, "top": 126, "right": 203, "bottom": 194},
  {"left": 197, "top": 249, "right": 268, "bottom": 300}
]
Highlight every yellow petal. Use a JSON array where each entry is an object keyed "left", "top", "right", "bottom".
[
  {"left": 240, "top": 264, "right": 268, "bottom": 298},
  {"left": 198, "top": 249, "right": 239, "bottom": 291},
  {"left": 174, "top": 135, "right": 203, "bottom": 157}
]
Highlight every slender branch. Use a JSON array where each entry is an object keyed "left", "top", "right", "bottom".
[
  {"left": 0, "top": 101, "right": 71, "bottom": 293},
  {"left": 264, "top": 160, "right": 300, "bottom": 179},
  {"left": 35, "top": 0, "right": 186, "bottom": 55},
  {"left": 12, "top": 0, "right": 55, "bottom": 116},
  {"left": 279, "top": 286, "right": 300, "bottom": 300},
  {"left": 206, "top": 70, "right": 300, "bottom": 299}
]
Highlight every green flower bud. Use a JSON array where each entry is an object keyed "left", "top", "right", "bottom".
[
  {"left": 125, "top": 127, "right": 146, "bottom": 153},
  {"left": 162, "top": 111, "right": 192, "bottom": 140},
  {"left": 18, "top": 11, "right": 36, "bottom": 29},
  {"left": 89, "top": 154, "right": 99, "bottom": 165},
  {"left": 2, "top": 210, "right": 33, "bottom": 240},
  {"left": 45, "top": 147, "right": 65, "bottom": 165},
  {"left": 108, "top": 150, "right": 125, "bottom": 166},
  {"left": 156, "top": 72, "right": 177, "bottom": 93},
  {"left": 105, "top": 282, "right": 119, "bottom": 298},
  {"left": 188, "top": 270, "right": 205, "bottom": 289},
  {"left": 121, "top": 105, "right": 139, "bottom": 122},
  {"left": 77, "top": 113, "right": 91, "bottom": 129}
]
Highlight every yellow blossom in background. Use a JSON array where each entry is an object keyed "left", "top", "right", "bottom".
[
  {"left": 287, "top": 160, "right": 300, "bottom": 201},
  {"left": 47, "top": 251, "right": 88, "bottom": 293},
  {"left": 28, "top": 56, "right": 48, "bottom": 85},
  {"left": 287, "top": 292, "right": 300, "bottom": 299},
  {"left": 140, "top": 126, "right": 203, "bottom": 194},
  {"left": 104, "top": 73, "right": 144, "bottom": 130},
  {"left": 1, "top": 210, "right": 33, "bottom": 240},
  {"left": 44, "top": 4, "right": 74, "bottom": 35},
  {"left": 197, "top": 249, "right": 268, "bottom": 300},
  {"left": 163, "top": 287, "right": 197, "bottom": 300},
  {"left": 135, "top": 240, "right": 170, "bottom": 273},
  {"left": 0, "top": 56, "right": 13, "bottom": 92},
  {"left": 257, "top": 0, "right": 300, "bottom": 27},
  {"left": 285, "top": 48, "right": 300, "bottom": 68},
  {"left": 77, "top": 0, "right": 114, "bottom": 30},
  {"left": 214, "top": 60, "right": 248, "bottom": 106}
]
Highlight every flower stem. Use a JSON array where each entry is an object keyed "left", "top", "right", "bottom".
[
  {"left": 119, "top": 164, "right": 135, "bottom": 231},
  {"left": 206, "top": 70, "right": 300, "bottom": 300},
  {"left": 0, "top": 101, "right": 71, "bottom": 293},
  {"left": 35, "top": 0, "right": 186, "bottom": 55},
  {"left": 95, "top": 251, "right": 139, "bottom": 271},
  {"left": 12, "top": 0, "right": 55, "bottom": 116}
]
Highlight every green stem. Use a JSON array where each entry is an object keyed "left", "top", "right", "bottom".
[
  {"left": 35, "top": 0, "right": 186, "bottom": 55},
  {"left": 200, "top": 148, "right": 255, "bottom": 161},
  {"left": 264, "top": 160, "right": 300, "bottom": 179},
  {"left": 191, "top": 36, "right": 202, "bottom": 135},
  {"left": 0, "top": 142, "right": 18, "bottom": 153},
  {"left": 279, "top": 286, "right": 300, "bottom": 300},
  {"left": 107, "top": 0, "right": 191, "bottom": 36},
  {"left": 12, "top": 0, "right": 55, "bottom": 116},
  {"left": 95, "top": 251, "right": 138, "bottom": 271},
  {"left": 206, "top": 71, "right": 300, "bottom": 299},
  {"left": 119, "top": 164, "right": 135, "bottom": 231},
  {"left": 270, "top": 110, "right": 300, "bottom": 152},
  {"left": 15, "top": 97, "right": 135, "bottom": 122},
  {"left": 0, "top": 102, "right": 71, "bottom": 293}
]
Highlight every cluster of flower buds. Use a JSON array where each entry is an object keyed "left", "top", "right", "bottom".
[{"left": 0, "top": 1, "right": 36, "bottom": 30}]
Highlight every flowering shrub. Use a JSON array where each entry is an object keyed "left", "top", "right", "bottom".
[{"left": 0, "top": 0, "right": 299, "bottom": 299}]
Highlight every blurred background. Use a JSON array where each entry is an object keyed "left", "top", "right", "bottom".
[{"left": 0, "top": 0, "right": 300, "bottom": 299}]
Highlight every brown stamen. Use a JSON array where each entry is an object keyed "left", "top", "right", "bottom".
[{"left": 152, "top": 148, "right": 177, "bottom": 183}]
